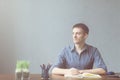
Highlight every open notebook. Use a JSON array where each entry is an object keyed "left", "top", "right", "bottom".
[{"left": 64, "top": 73, "right": 102, "bottom": 78}]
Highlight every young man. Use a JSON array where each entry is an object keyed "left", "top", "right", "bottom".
[{"left": 51, "top": 23, "right": 107, "bottom": 75}]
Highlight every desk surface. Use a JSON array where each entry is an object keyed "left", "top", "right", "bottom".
[{"left": 0, "top": 74, "right": 120, "bottom": 80}]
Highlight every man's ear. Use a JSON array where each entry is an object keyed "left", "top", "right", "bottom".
[{"left": 84, "top": 33, "right": 88, "bottom": 39}]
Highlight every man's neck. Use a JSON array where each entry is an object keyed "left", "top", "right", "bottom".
[
  {"left": 75, "top": 43, "right": 86, "bottom": 55},
  {"left": 75, "top": 43, "right": 85, "bottom": 50}
]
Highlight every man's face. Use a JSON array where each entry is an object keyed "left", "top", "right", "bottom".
[{"left": 72, "top": 27, "right": 88, "bottom": 44}]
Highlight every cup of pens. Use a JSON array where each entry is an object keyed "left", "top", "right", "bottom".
[{"left": 40, "top": 64, "right": 51, "bottom": 80}]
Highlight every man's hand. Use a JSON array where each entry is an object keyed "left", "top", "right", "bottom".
[
  {"left": 79, "top": 70, "right": 84, "bottom": 74},
  {"left": 65, "top": 68, "right": 80, "bottom": 75}
]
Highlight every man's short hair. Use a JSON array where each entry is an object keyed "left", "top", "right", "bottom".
[{"left": 72, "top": 23, "right": 89, "bottom": 34}]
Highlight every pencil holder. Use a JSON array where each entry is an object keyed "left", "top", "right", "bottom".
[{"left": 40, "top": 64, "right": 51, "bottom": 80}]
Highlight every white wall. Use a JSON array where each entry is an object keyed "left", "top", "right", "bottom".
[{"left": 0, "top": 0, "right": 120, "bottom": 74}]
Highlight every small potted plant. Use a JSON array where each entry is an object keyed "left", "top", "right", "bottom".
[{"left": 15, "top": 60, "right": 30, "bottom": 80}]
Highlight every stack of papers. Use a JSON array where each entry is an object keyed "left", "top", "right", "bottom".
[{"left": 64, "top": 73, "right": 102, "bottom": 78}]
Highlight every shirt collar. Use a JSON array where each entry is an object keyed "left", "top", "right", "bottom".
[{"left": 70, "top": 43, "right": 88, "bottom": 52}]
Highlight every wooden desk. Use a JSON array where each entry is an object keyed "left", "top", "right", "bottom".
[{"left": 0, "top": 74, "right": 120, "bottom": 80}]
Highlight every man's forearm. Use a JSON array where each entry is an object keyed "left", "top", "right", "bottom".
[
  {"left": 79, "top": 68, "right": 106, "bottom": 74},
  {"left": 52, "top": 67, "right": 69, "bottom": 75},
  {"left": 52, "top": 67, "right": 80, "bottom": 75}
]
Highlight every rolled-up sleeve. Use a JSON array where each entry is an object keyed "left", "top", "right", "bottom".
[
  {"left": 50, "top": 49, "right": 66, "bottom": 71},
  {"left": 93, "top": 48, "right": 107, "bottom": 71}
]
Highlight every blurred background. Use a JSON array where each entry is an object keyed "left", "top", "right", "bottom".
[{"left": 0, "top": 0, "right": 120, "bottom": 74}]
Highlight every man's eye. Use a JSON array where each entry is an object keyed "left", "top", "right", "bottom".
[{"left": 77, "top": 33, "right": 81, "bottom": 35}]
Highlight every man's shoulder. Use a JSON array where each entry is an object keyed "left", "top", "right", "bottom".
[
  {"left": 59, "top": 44, "right": 74, "bottom": 53},
  {"left": 58, "top": 44, "right": 73, "bottom": 56},
  {"left": 86, "top": 44, "right": 97, "bottom": 50},
  {"left": 63, "top": 44, "right": 74, "bottom": 50}
]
